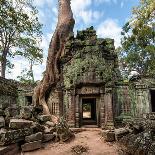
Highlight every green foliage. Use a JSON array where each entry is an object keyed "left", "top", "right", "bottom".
[
  {"left": 63, "top": 51, "right": 114, "bottom": 88},
  {"left": 0, "top": 0, "right": 43, "bottom": 76},
  {"left": 17, "top": 68, "right": 34, "bottom": 84},
  {"left": 121, "top": 0, "right": 155, "bottom": 76}
]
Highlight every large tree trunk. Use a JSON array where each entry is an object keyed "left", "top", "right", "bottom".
[
  {"left": 33, "top": 0, "right": 75, "bottom": 119},
  {"left": 0, "top": 50, "right": 8, "bottom": 78}
]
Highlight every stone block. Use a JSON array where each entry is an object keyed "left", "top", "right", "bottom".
[
  {"left": 44, "top": 126, "right": 51, "bottom": 134},
  {"left": 149, "top": 113, "right": 155, "bottom": 120},
  {"left": 31, "top": 122, "right": 45, "bottom": 133},
  {"left": 45, "top": 121, "right": 55, "bottom": 127},
  {"left": 0, "top": 143, "right": 19, "bottom": 155},
  {"left": 0, "top": 128, "right": 33, "bottom": 146},
  {"left": 115, "top": 128, "right": 129, "bottom": 141},
  {"left": 43, "top": 133, "right": 55, "bottom": 142},
  {"left": 37, "top": 115, "right": 51, "bottom": 123},
  {"left": 102, "top": 130, "right": 115, "bottom": 142},
  {"left": 21, "top": 140, "right": 42, "bottom": 152},
  {"left": 25, "top": 132, "right": 42, "bottom": 143},
  {"left": 20, "top": 106, "right": 33, "bottom": 120},
  {"left": 9, "top": 119, "right": 33, "bottom": 129},
  {"left": 0, "top": 109, "right": 5, "bottom": 116},
  {"left": 4, "top": 107, "right": 19, "bottom": 118},
  {"left": 0, "top": 117, "right": 5, "bottom": 128}
]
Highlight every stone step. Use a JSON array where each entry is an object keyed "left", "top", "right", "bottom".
[{"left": 71, "top": 127, "right": 101, "bottom": 133}]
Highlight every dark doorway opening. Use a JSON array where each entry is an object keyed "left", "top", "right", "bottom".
[
  {"left": 151, "top": 90, "right": 155, "bottom": 112},
  {"left": 82, "top": 98, "right": 97, "bottom": 125},
  {"left": 26, "top": 96, "right": 32, "bottom": 105}
]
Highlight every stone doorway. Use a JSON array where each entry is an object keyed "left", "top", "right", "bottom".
[
  {"left": 81, "top": 98, "right": 97, "bottom": 126},
  {"left": 150, "top": 90, "right": 155, "bottom": 112}
]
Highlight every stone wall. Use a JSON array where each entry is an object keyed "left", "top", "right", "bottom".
[
  {"left": 0, "top": 77, "right": 18, "bottom": 109},
  {"left": 114, "top": 78, "right": 155, "bottom": 126}
]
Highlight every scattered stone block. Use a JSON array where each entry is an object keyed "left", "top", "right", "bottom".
[
  {"left": 0, "top": 128, "right": 33, "bottom": 146},
  {"left": 21, "top": 140, "right": 42, "bottom": 152},
  {"left": 44, "top": 126, "right": 52, "bottom": 134},
  {"left": 4, "top": 107, "right": 19, "bottom": 118},
  {"left": 45, "top": 121, "right": 55, "bottom": 127},
  {"left": 31, "top": 122, "right": 45, "bottom": 133},
  {"left": 0, "top": 117, "right": 5, "bottom": 128},
  {"left": 25, "top": 132, "right": 42, "bottom": 143},
  {"left": 37, "top": 115, "right": 51, "bottom": 123},
  {"left": 0, "top": 143, "right": 19, "bottom": 155},
  {"left": 9, "top": 119, "right": 33, "bottom": 129},
  {"left": 43, "top": 133, "right": 55, "bottom": 142},
  {"left": 20, "top": 106, "right": 33, "bottom": 120},
  {"left": 115, "top": 128, "right": 129, "bottom": 141},
  {"left": 102, "top": 130, "right": 115, "bottom": 142}
]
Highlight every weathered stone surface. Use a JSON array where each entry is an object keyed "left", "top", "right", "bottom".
[
  {"left": 115, "top": 128, "right": 129, "bottom": 141},
  {"left": 44, "top": 126, "right": 52, "bottom": 134},
  {"left": 25, "top": 132, "right": 42, "bottom": 143},
  {"left": 45, "top": 121, "right": 55, "bottom": 127},
  {"left": 0, "top": 143, "right": 19, "bottom": 155},
  {"left": 4, "top": 107, "right": 19, "bottom": 118},
  {"left": 0, "top": 109, "right": 5, "bottom": 116},
  {"left": 37, "top": 115, "right": 51, "bottom": 123},
  {"left": 20, "top": 106, "right": 33, "bottom": 120},
  {"left": 31, "top": 122, "right": 45, "bottom": 133},
  {"left": 9, "top": 119, "right": 33, "bottom": 129},
  {"left": 0, "top": 117, "right": 5, "bottom": 128},
  {"left": 102, "top": 130, "right": 115, "bottom": 142},
  {"left": 43, "top": 133, "right": 55, "bottom": 142},
  {"left": 21, "top": 140, "right": 42, "bottom": 152},
  {"left": 0, "top": 128, "right": 33, "bottom": 146}
]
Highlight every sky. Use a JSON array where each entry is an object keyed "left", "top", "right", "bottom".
[{"left": 6, "top": 0, "right": 139, "bottom": 81}]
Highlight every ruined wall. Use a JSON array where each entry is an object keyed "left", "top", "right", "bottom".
[
  {"left": 114, "top": 78, "right": 155, "bottom": 124},
  {"left": 17, "top": 83, "right": 35, "bottom": 106},
  {"left": 0, "top": 77, "right": 18, "bottom": 109}
]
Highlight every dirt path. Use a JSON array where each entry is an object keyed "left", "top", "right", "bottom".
[{"left": 23, "top": 129, "right": 118, "bottom": 155}]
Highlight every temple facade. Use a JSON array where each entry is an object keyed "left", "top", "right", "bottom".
[
  {"left": 47, "top": 27, "right": 119, "bottom": 128},
  {"left": 1, "top": 27, "right": 155, "bottom": 129}
]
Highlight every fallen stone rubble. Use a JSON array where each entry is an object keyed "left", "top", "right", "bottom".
[
  {"left": 0, "top": 105, "right": 74, "bottom": 155},
  {"left": 102, "top": 113, "right": 155, "bottom": 155}
]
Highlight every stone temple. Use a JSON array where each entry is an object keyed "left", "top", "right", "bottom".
[
  {"left": 1, "top": 27, "right": 155, "bottom": 129},
  {"left": 44, "top": 27, "right": 118, "bottom": 128}
]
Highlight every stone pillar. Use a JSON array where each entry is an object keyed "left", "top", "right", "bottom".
[
  {"left": 75, "top": 94, "right": 80, "bottom": 128},
  {"left": 57, "top": 89, "right": 63, "bottom": 117},
  {"left": 104, "top": 88, "right": 114, "bottom": 129},
  {"left": 135, "top": 84, "right": 150, "bottom": 117},
  {"left": 100, "top": 90, "right": 105, "bottom": 128},
  {"left": 67, "top": 90, "right": 76, "bottom": 127}
]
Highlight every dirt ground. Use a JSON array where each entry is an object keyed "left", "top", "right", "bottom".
[{"left": 22, "top": 129, "right": 118, "bottom": 155}]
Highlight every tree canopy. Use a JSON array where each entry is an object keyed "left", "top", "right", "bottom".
[
  {"left": 0, "top": 0, "right": 43, "bottom": 78},
  {"left": 121, "top": 0, "right": 155, "bottom": 77}
]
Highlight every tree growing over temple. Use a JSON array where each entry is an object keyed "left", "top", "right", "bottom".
[
  {"left": 33, "top": 0, "right": 75, "bottom": 118},
  {"left": 121, "top": 0, "right": 155, "bottom": 76},
  {"left": 0, "top": 0, "right": 43, "bottom": 78}
]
